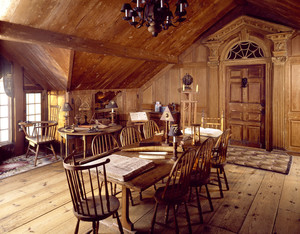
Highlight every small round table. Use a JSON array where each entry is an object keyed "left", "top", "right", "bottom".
[{"left": 58, "top": 125, "right": 122, "bottom": 158}]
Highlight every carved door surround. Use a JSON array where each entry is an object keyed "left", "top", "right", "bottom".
[{"left": 203, "top": 15, "right": 294, "bottom": 151}]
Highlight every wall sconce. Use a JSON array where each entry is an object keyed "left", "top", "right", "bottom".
[
  {"left": 105, "top": 100, "right": 118, "bottom": 125},
  {"left": 62, "top": 102, "right": 73, "bottom": 127}
]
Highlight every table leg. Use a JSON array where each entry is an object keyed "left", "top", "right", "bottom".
[
  {"left": 83, "top": 136, "right": 86, "bottom": 158},
  {"left": 60, "top": 136, "right": 63, "bottom": 159},
  {"left": 65, "top": 136, "right": 68, "bottom": 158},
  {"left": 121, "top": 186, "right": 134, "bottom": 231}
]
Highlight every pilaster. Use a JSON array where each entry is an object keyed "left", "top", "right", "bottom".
[
  {"left": 205, "top": 41, "right": 222, "bottom": 117},
  {"left": 267, "top": 32, "right": 293, "bottom": 149}
]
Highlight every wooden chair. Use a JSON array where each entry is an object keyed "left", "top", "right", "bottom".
[
  {"left": 119, "top": 126, "right": 142, "bottom": 147},
  {"left": 20, "top": 121, "right": 58, "bottom": 166},
  {"left": 91, "top": 133, "right": 120, "bottom": 156},
  {"left": 201, "top": 110, "right": 224, "bottom": 131},
  {"left": 91, "top": 133, "right": 120, "bottom": 199},
  {"left": 143, "top": 120, "right": 160, "bottom": 139},
  {"left": 119, "top": 126, "right": 143, "bottom": 205},
  {"left": 189, "top": 138, "right": 215, "bottom": 223},
  {"left": 63, "top": 152, "right": 123, "bottom": 234},
  {"left": 211, "top": 129, "right": 231, "bottom": 198},
  {"left": 150, "top": 148, "right": 198, "bottom": 234}
]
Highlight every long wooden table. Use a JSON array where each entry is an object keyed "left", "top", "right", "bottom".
[{"left": 109, "top": 149, "right": 174, "bottom": 231}]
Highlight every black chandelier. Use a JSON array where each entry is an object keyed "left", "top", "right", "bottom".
[{"left": 121, "top": 0, "right": 189, "bottom": 37}]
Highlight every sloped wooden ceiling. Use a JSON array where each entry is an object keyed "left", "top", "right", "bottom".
[{"left": 0, "top": 0, "right": 299, "bottom": 91}]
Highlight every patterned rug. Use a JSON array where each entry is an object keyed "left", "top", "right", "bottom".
[
  {"left": 227, "top": 146, "right": 292, "bottom": 175},
  {"left": 0, "top": 153, "right": 62, "bottom": 179}
]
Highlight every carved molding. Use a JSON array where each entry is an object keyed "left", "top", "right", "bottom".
[
  {"left": 204, "top": 41, "right": 222, "bottom": 65},
  {"left": 267, "top": 31, "right": 294, "bottom": 58},
  {"left": 207, "top": 60, "right": 219, "bottom": 67},
  {"left": 206, "top": 16, "right": 292, "bottom": 42},
  {"left": 272, "top": 56, "right": 287, "bottom": 65}
]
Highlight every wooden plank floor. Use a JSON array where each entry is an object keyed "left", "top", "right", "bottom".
[{"left": 1, "top": 156, "right": 300, "bottom": 233}]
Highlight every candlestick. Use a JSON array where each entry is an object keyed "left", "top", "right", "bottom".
[
  {"left": 183, "top": 84, "right": 185, "bottom": 91},
  {"left": 196, "top": 84, "right": 198, "bottom": 92}
]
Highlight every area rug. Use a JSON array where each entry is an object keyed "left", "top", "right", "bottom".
[
  {"left": 227, "top": 146, "right": 292, "bottom": 175},
  {"left": 0, "top": 154, "right": 62, "bottom": 179}
]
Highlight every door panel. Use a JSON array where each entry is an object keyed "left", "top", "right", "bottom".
[{"left": 226, "top": 65, "right": 265, "bottom": 148}]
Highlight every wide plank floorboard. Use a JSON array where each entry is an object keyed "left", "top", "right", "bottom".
[{"left": 1, "top": 157, "right": 300, "bottom": 233}]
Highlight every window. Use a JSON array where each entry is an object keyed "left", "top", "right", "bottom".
[
  {"left": 26, "top": 93, "right": 41, "bottom": 122},
  {"left": 0, "top": 78, "right": 11, "bottom": 143},
  {"left": 227, "top": 41, "right": 264, "bottom": 60}
]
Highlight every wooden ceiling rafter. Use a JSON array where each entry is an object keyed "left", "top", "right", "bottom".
[{"left": 0, "top": 21, "right": 178, "bottom": 64}]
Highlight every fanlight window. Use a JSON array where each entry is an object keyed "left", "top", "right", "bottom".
[{"left": 227, "top": 41, "right": 264, "bottom": 60}]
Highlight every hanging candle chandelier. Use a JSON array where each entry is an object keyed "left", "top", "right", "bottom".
[{"left": 121, "top": 0, "right": 189, "bottom": 37}]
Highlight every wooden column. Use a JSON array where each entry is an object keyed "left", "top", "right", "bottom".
[
  {"left": 205, "top": 41, "right": 221, "bottom": 118},
  {"left": 13, "top": 64, "right": 25, "bottom": 155},
  {"left": 267, "top": 32, "right": 293, "bottom": 149}
]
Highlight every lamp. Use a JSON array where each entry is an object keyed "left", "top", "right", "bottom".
[
  {"left": 121, "top": 0, "right": 189, "bottom": 37},
  {"left": 160, "top": 106, "right": 174, "bottom": 145},
  {"left": 168, "top": 124, "right": 182, "bottom": 161},
  {"left": 62, "top": 102, "right": 73, "bottom": 127},
  {"left": 105, "top": 100, "right": 118, "bottom": 125}
]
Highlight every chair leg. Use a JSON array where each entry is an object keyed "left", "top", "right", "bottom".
[
  {"left": 172, "top": 204, "right": 179, "bottom": 234},
  {"left": 129, "top": 190, "right": 134, "bottom": 206},
  {"left": 195, "top": 186, "right": 203, "bottom": 223},
  {"left": 92, "top": 221, "right": 98, "bottom": 234},
  {"left": 188, "top": 186, "right": 193, "bottom": 202},
  {"left": 75, "top": 219, "right": 80, "bottom": 234},
  {"left": 139, "top": 191, "right": 143, "bottom": 201},
  {"left": 184, "top": 201, "right": 192, "bottom": 234},
  {"left": 50, "top": 143, "right": 57, "bottom": 160},
  {"left": 223, "top": 167, "right": 229, "bottom": 190},
  {"left": 25, "top": 144, "right": 31, "bottom": 158},
  {"left": 150, "top": 202, "right": 159, "bottom": 234},
  {"left": 216, "top": 168, "right": 224, "bottom": 198},
  {"left": 34, "top": 145, "right": 40, "bottom": 166},
  {"left": 115, "top": 211, "right": 124, "bottom": 234},
  {"left": 164, "top": 204, "right": 170, "bottom": 224},
  {"left": 205, "top": 184, "right": 214, "bottom": 211}
]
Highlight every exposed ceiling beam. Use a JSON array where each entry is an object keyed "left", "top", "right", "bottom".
[{"left": 0, "top": 21, "right": 178, "bottom": 64}]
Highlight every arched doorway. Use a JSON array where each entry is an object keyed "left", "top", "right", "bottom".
[{"left": 224, "top": 41, "right": 266, "bottom": 148}]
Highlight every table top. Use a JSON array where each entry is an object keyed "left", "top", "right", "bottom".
[
  {"left": 58, "top": 124, "right": 122, "bottom": 136},
  {"left": 107, "top": 150, "right": 174, "bottom": 192}
]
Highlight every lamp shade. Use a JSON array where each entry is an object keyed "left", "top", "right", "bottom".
[
  {"left": 168, "top": 124, "right": 182, "bottom": 137},
  {"left": 105, "top": 100, "right": 118, "bottom": 109},
  {"left": 62, "top": 102, "right": 73, "bottom": 112}
]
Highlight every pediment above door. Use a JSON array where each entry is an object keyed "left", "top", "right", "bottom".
[{"left": 204, "top": 15, "right": 293, "bottom": 43}]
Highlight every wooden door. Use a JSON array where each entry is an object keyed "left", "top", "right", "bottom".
[{"left": 226, "top": 65, "right": 265, "bottom": 148}]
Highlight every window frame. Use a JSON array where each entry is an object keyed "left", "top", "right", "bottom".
[{"left": 0, "top": 77, "right": 12, "bottom": 144}]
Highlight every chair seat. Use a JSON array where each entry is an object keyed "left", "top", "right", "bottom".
[
  {"left": 75, "top": 196, "right": 120, "bottom": 221},
  {"left": 26, "top": 136, "right": 55, "bottom": 144},
  {"left": 211, "top": 159, "right": 227, "bottom": 168},
  {"left": 190, "top": 174, "right": 210, "bottom": 187},
  {"left": 154, "top": 185, "right": 188, "bottom": 204}
]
